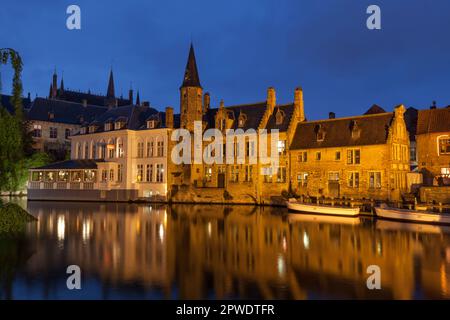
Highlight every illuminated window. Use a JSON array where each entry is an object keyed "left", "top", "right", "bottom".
[
  {"left": 205, "top": 166, "right": 212, "bottom": 182},
  {"left": 117, "top": 139, "right": 124, "bottom": 158},
  {"left": 136, "top": 164, "right": 144, "bottom": 182},
  {"left": 439, "top": 137, "right": 450, "bottom": 154},
  {"left": 32, "top": 124, "right": 42, "bottom": 137},
  {"left": 297, "top": 172, "right": 308, "bottom": 187},
  {"left": 104, "top": 123, "right": 111, "bottom": 131},
  {"left": 277, "top": 140, "right": 286, "bottom": 155}
]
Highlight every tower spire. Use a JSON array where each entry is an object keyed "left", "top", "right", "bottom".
[
  {"left": 107, "top": 69, "right": 115, "bottom": 98},
  {"left": 181, "top": 43, "right": 201, "bottom": 88},
  {"left": 136, "top": 90, "right": 140, "bottom": 106},
  {"left": 60, "top": 73, "right": 65, "bottom": 93}
]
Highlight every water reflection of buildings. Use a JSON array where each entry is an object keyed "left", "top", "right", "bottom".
[{"left": 22, "top": 202, "right": 450, "bottom": 299}]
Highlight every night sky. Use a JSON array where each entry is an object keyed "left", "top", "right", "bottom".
[{"left": 1, "top": 0, "right": 450, "bottom": 119}]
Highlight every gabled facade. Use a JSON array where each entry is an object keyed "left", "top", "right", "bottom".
[{"left": 290, "top": 105, "right": 410, "bottom": 201}]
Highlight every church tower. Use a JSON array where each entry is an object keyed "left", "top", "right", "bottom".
[{"left": 180, "top": 44, "right": 203, "bottom": 132}]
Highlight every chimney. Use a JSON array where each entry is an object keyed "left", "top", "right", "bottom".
[
  {"left": 430, "top": 101, "right": 437, "bottom": 109},
  {"left": 329, "top": 112, "right": 335, "bottom": 119},
  {"left": 129, "top": 89, "right": 134, "bottom": 104},
  {"left": 165, "top": 106, "right": 174, "bottom": 128},
  {"left": 267, "top": 87, "right": 276, "bottom": 113},
  {"left": 82, "top": 99, "right": 87, "bottom": 107},
  {"left": 27, "top": 92, "right": 31, "bottom": 100},
  {"left": 294, "top": 87, "right": 305, "bottom": 122},
  {"left": 203, "top": 92, "right": 210, "bottom": 113},
  {"left": 142, "top": 101, "right": 150, "bottom": 107}
]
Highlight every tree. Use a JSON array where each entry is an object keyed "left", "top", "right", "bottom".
[{"left": 0, "top": 48, "right": 45, "bottom": 193}]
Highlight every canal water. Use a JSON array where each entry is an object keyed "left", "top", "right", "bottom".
[{"left": 1, "top": 199, "right": 450, "bottom": 299}]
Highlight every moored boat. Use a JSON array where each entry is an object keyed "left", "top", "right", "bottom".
[
  {"left": 286, "top": 198, "right": 360, "bottom": 216},
  {"left": 375, "top": 204, "right": 450, "bottom": 225}
]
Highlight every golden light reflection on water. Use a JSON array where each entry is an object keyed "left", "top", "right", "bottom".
[{"left": 4, "top": 201, "right": 450, "bottom": 299}]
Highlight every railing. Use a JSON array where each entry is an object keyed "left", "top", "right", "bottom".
[{"left": 28, "top": 182, "right": 97, "bottom": 190}]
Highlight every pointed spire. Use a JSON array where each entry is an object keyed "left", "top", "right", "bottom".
[
  {"left": 60, "top": 75, "right": 65, "bottom": 93},
  {"left": 107, "top": 69, "right": 115, "bottom": 98},
  {"left": 136, "top": 90, "right": 140, "bottom": 106},
  {"left": 181, "top": 43, "right": 201, "bottom": 88}
]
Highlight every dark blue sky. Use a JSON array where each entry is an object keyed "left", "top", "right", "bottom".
[{"left": 1, "top": 0, "right": 450, "bottom": 119}]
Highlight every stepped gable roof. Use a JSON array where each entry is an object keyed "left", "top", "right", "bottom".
[
  {"left": 27, "top": 97, "right": 108, "bottom": 125},
  {"left": 416, "top": 107, "right": 450, "bottom": 135},
  {"left": 290, "top": 112, "right": 394, "bottom": 150}
]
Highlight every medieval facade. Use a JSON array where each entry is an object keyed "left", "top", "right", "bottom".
[{"left": 28, "top": 44, "right": 450, "bottom": 204}]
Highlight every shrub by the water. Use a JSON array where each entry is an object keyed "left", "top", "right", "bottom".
[{"left": 0, "top": 202, "right": 36, "bottom": 234}]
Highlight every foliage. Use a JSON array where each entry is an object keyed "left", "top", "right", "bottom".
[
  {"left": 0, "top": 48, "right": 39, "bottom": 192},
  {"left": 0, "top": 202, "right": 36, "bottom": 234}
]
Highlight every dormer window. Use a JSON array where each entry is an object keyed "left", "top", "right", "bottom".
[
  {"left": 147, "top": 120, "right": 156, "bottom": 129},
  {"left": 275, "top": 109, "right": 285, "bottom": 125},
  {"left": 88, "top": 125, "right": 97, "bottom": 133},
  {"left": 350, "top": 120, "right": 361, "bottom": 139},
  {"left": 114, "top": 121, "right": 124, "bottom": 130},
  {"left": 80, "top": 127, "right": 86, "bottom": 134},
  {"left": 238, "top": 112, "right": 247, "bottom": 128},
  {"left": 105, "top": 123, "right": 112, "bottom": 131},
  {"left": 315, "top": 124, "right": 326, "bottom": 142},
  {"left": 48, "top": 112, "right": 55, "bottom": 120}
]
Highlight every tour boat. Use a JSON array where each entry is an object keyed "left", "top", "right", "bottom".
[
  {"left": 375, "top": 204, "right": 450, "bottom": 225},
  {"left": 287, "top": 198, "right": 360, "bottom": 217}
]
